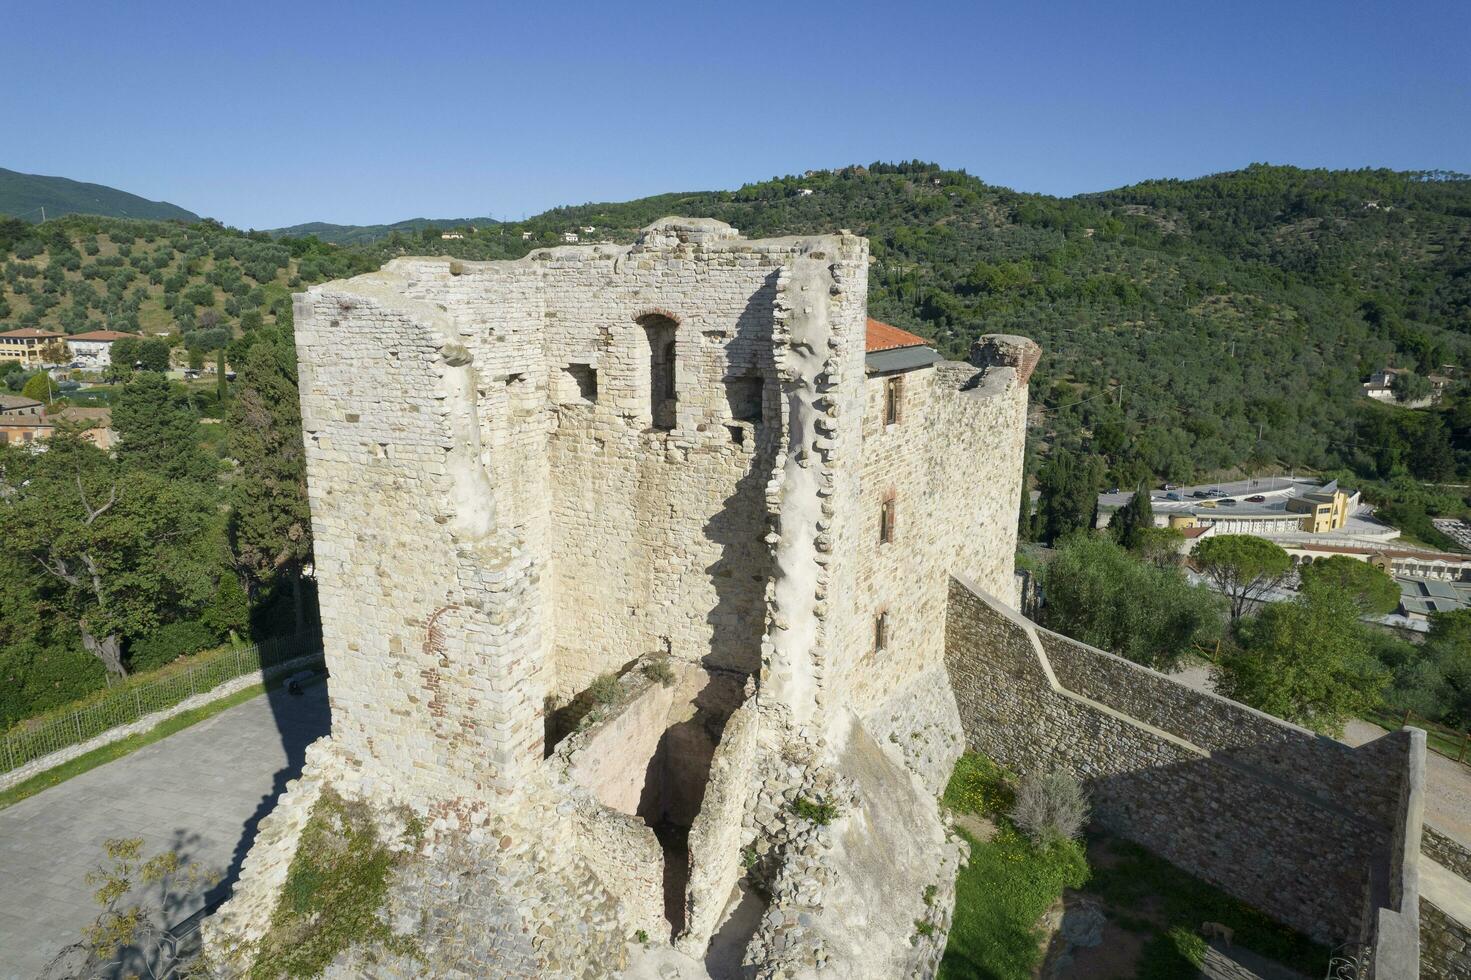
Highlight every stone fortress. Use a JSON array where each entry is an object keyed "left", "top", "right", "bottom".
[{"left": 205, "top": 218, "right": 1435, "bottom": 978}]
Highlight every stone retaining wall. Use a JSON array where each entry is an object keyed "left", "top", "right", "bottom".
[
  {"left": 944, "top": 576, "right": 1419, "bottom": 951},
  {"left": 1420, "top": 899, "right": 1471, "bottom": 980},
  {"left": 1424, "top": 825, "right": 1471, "bottom": 882}
]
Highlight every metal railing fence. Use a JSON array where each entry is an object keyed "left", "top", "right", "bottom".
[{"left": 2, "top": 630, "right": 322, "bottom": 776}]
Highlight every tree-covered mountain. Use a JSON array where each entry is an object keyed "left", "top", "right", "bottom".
[
  {"left": 0, "top": 167, "right": 199, "bottom": 223},
  {"left": 266, "top": 215, "right": 498, "bottom": 245},
  {"left": 5, "top": 162, "right": 1471, "bottom": 490}
]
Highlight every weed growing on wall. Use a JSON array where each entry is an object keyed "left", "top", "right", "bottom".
[{"left": 251, "top": 788, "right": 422, "bottom": 978}]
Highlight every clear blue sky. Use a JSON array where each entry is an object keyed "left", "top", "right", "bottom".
[{"left": 4, "top": 0, "right": 1467, "bottom": 229}]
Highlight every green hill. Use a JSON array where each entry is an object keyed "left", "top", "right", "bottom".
[
  {"left": 4, "top": 162, "right": 1470, "bottom": 494},
  {"left": 0, "top": 167, "right": 199, "bottom": 223},
  {"left": 267, "top": 216, "right": 498, "bottom": 245}
]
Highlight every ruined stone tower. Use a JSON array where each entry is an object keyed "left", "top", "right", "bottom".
[{"left": 206, "top": 218, "right": 1035, "bottom": 978}]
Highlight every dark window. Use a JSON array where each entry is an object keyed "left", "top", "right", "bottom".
[
  {"left": 641, "top": 314, "right": 678, "bottom": 430},
  {"left": 884, "top": 376, "right": 902, "bottom": 425},
  {"left": 727, "top": 375, "right": 764, "bottom": 423},
  {"left": 561, "top": 363, "right": 597, "bottom": 405},
  {"left": 880, "top": 496, "right": 896, "bottom": 544},
  {"left": 874, "top": 611, "right": 889, "bottom": 653}
]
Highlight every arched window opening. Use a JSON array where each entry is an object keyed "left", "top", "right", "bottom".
[{"left": 641, "top": 314, "right": 678, "bottom": 430}]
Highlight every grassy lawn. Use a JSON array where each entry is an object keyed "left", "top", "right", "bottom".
[
  {"left": 0, "top": 680, "right": 275, "bottom": 811},
  {"left": 938, "top": 754, "right": 1088, "bottom": 980},
  {"left": 1365, "top": 708, "right": 1470, "bottom": 764},
  {"left": 937, "top": 753, "right": 1328, "bottom": 979}
]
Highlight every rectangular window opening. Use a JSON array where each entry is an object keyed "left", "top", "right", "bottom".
[
  {"left": 561, "top": 363, "right": 597, "bottom": 405},
  {"left": 874, "top": 611, "right": 889, "bottom": 653},
  {"left": 727, "top": 375, "right": 764, "bottom": 423},
  {"left": 880, "top": 496, "right": 896, "bottom": 544},
  {"left": 884, "top": 376, "right": 903, "bottom": 425}
]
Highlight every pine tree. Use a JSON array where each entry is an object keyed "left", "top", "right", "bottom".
[
  {"left": 112, "top": 372, "right": 215, "bottom": 482},
  {"left": 1109, "top": 482, "right": 1154, "bottom": 550},
  {"left": 227, "top": 327, "right": 312, "bottom": 632}
]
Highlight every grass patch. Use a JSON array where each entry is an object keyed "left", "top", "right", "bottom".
[
  {"left": 940, "top": 823, "right": 1088, "bottom": 979},
  {"left": 251, "top": 787, "right": 422, "bottom": 978},
  {"left": 0, "top": 680, "right": 278, "bottom": 811},
  {"left": 1087, "top": 834, "right": 1329, "bottom": 977},
  {"left": 938, "top": 752, "right": 1089, "bottom": 979},
  {"left": 942, "top": 751, "right": 1015, "bottom": 818}
]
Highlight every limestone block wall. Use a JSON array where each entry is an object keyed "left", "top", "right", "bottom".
[
  {"left": 944, "top": 576, "right": 1420, "bottom": 947},
  {"left": 295, "top": 282, "right": 547, "bottom": 797},
  {"left": 680, "top": 698, "right": 759, "bottom": 952},
  {"left": 842, "top": 357, "right": 1028, "bottom": 722}
]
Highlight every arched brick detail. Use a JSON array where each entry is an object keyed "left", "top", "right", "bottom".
[{"left": 632, "top": 307, "right": 682, "bottom": 326}]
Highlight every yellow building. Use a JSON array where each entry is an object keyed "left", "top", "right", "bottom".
[
  {"left": 1286, "top": 489, "right": 1351, "bottom": 533},
  {"left": 0, "top": 328, "right": 65, "bottom": 368}
]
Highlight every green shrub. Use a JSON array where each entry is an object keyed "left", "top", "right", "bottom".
[
  {"left": 640, "top": 659, "right": 676, "bottom": 686},
  {"left": 790, "top": 796, "right": 839, "bottom": 825},
  {"left": 127, "top": 620, "right": 221, "bottom": 673},
  {"left": 587, "top": 672, "right": 620, "bottom": 705}
]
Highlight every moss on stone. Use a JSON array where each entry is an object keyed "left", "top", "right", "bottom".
[{"left": 251, "top": 788, "right": 420, "bottom": 978}]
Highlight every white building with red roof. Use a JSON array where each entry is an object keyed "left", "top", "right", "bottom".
[{"left": 64, "top": 329, "right": 142, "bottom": 369}]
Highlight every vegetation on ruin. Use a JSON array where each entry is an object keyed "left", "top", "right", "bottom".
[
  {"left": 939, "top": 753, "right": 1328, "bottom": 979},
  {"left": 939, "top": 753, "right": 1089, "bottom": 979},
  {"left": 789, "top": 796, "right": 839, "bottom": 826},
  {"left": 251, "top": 787, "right": 422, "bottom": 979}
]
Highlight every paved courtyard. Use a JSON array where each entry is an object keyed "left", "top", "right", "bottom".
[{"left": 0, "top": 682, "right": 329, "bottom": 980}]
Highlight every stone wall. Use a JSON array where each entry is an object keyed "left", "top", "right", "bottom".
[
  {"left": 1424, "top": 825, "right": 1471, "bottom": 881},
  {"left": 841, "top": 357, "right": 1028, "bottom": 725},
  {"left": 944, "top": 576, "right": 1420, "bottom": 948},
  {"left": 1421, "top": 898, "right": 1471, "bottom": 980},
  {"left": 680, "top": 698, "right": 758, "bottom": 953}
]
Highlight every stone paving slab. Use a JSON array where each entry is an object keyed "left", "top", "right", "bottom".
[{"left": 0, "top": 683, "right": 328, "bottom": 980}]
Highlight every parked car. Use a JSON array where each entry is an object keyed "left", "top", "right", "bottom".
[
  {"left": 1246, "top": 495, "right": 1266, "bottom": 502},
  {"left": 1165, "top": 492, "right": 1182, "bottom": 501},
  {"left": 1191, "top": 490, "right": 1208, "bottom": 498},
  {"left": 1162, "top": 483, "right": 1179, "bottom": 490},
  {"left": 1220, "top": 499, "right": 1238, "bottom": 506}
]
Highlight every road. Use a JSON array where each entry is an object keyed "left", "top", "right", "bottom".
[{"left": 0, "top": 682, "right": 329, "bottom": 980}]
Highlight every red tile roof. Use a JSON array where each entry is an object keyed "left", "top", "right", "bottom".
[
  {"left": 865, "top": 318, "right": 931, "bottom": 353},
  {"left": 67, "top": 330, "right": 140, "bottom": 342},
  {"left": 1179, "top": 526, "right": 1212, "bottom": 539},
  {"left": 0, "top": 328, "right": 64, "bottom": 340}
]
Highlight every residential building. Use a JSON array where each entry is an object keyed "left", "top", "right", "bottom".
[
  {"left": 1362, "top": 366, "right": 1453, "bottom": 407},
  {"left": 0, "top": 328, "right": 64, "bottom": 368},
  {"left": 0, "top": 405, "right": 114, "bottom": 450},
  {"left": 65, "top": 329, "right": 141, "bottom": 370},
  {"left": 0, "top": 394, "right": 44, "bottom": 417}
]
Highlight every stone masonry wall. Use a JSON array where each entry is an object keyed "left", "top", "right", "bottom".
[
  {"left": 844, "top": 357, "right": 1027, "bottom": 733},
  {"left": 1421, "top": 898, "right": 1471, "bottom": 980},
  {"left": 944, "top": 576, "right": 1417, "bottom": 946},
  {"left": 296, "top": 281, "right": 548, "bottom": 798},
  {"left": 1424, "top": 825, "right": 1471, "bottom": 881}
]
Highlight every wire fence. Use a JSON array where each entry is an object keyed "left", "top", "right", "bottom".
[{"left": 1, "top": 631, "right": 323, "bottom": 777}]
